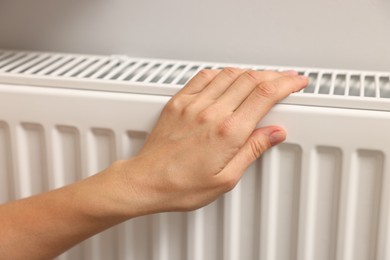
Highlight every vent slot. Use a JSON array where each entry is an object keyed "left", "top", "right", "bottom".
[
  {"left": 10, "top": 55, "right": 49, "bottom": 74},
  {"left": 303, "top": 72, "right": 318, "bottom": 93},
  {"left": 2, "top": 54, "right": 39, "bottom": 72},
  {"left": 177, "top": 65, "right": 201, "bottom": 85},
  {"left": 348, "top": 75, "right": 361, "bottom": 97},
  {"left": 135, "top": 63, "right": 161, "bottom": 82},
  {"left": 52, "top": 57, "right": 87, "bottom": 76},
  {"left": 104, "top": 60, "right": 136, "bottom": 80},
  {"left": 0, "top": 52, "right": 27, "bottom": 70},
  {"left": 364, "top": 76, "right": 376, "bottom": 98},
  {"left": 37, "top": 56, "right": 75, "bottom": 76},
  {"left": 122, "top": 62, "right": 149, "bottom": 81},
  {"left": 25, "top": 55, "right": 64, "bottom": 75},
  {"left": 92, "top": 59, "right": 121, "bottom": 79},
  {"left": 379, "top": 77, "right": 390, "bottom": 98},
  {"left": 334, "top": 74, "right": 347, "bottom": 95},
  {"left": 150, "top": 64, "right": 174, "bottom": 83},
  {"left": 0, "top": 52, "right": 15, "bottom": 62},
  {"left": 130, "top": 62, "right": 159, "bottom": 82},
  {"left": 163, "top": 64, "right": 187, "bottom": 84},
  {"left": 114, "top": 61, "right": 142, "bottom": 81},
  {"left": 76, "top": 58, "right": 110, "bottom": 78},
  {"left": 318, "top": 74, "right": 332, "bottom": 94},
  {"left": 63, "top": 58, "right": 99, "bottom": 77}
]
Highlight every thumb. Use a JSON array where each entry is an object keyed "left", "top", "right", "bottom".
[{"left": 219, "top": 126, "right": 286, "bottom": 183}]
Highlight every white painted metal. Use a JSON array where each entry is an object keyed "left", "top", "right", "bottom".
[{"left": 0, "top": 50, "right": 389, "bottom": 260}]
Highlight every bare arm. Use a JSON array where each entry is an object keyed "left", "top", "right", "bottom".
[{"left": 0, "top": 68, "right": 307, "bottom": 259}]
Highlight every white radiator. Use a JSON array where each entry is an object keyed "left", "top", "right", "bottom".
[{"left": 0, "top": 50, "right": 390, "bottom": 260}]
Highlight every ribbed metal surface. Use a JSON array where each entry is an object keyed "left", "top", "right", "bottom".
[
  {"left": 1, "top": 50, "right": 390, "bottom": 103},
  {"left": 0, "top": 83, "right": 389, "bottom": 260},
  {"left": 0, "top": 50, "right": 214, "bottom": 85}
]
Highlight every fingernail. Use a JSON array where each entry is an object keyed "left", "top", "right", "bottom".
[
  {"left": 269, "top": 130, "right": 286, "bottom": 146},
  {"left": 299, "top": 75, "right": 308, "bottom": 80},
  {"left": 283, "top": 70, "right": 298, "bottom": 76}
]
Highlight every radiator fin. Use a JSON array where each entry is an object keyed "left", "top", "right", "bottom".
[
  {"left": 124, "top": 131, "right": 148, "bottom": 158},
  {"left": 152, "top": 213, "right": 188, "bottom": 260},
  {"left": 53, "top": 126, "right": 82, "bottom": 188},
  {"left": 0, "top": 121, "right": 13, "bottom": 203},
  {"left": 233, "top": 162, "right": 263, "bottom": 260},
  {"left": 312, "top": 146, "right": 342, "bottom": 260},
  {"left": 259, "top": 144, "right": 303, "bottom": 260},
  {"left": 85, "top": 227, "right": 120, "bottom": 260},
  {"left": 17, "top": 123, "right": 48, "bottom": 198},
  {"left": 90, "top": 128, "right": 116, "bottom": 173},
  {"left": 275, "top": 144, "right": 302, "bottom": 260},
  {"left": 130, "top": 216, "right": 154, "bottom": 260},
  {"left": 187, "top": 202, "right": 224, "bottom": 260},
  {"left": 352, "top": 150, "right": 384, "bottom": 260}
]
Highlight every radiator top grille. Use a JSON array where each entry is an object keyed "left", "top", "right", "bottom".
[{"left": 0, "top": 50, "right": 389, "bottom": 111}]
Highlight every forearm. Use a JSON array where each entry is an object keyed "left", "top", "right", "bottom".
[{"left": 0, "top": 162, "right": 134, "bottom": 260}]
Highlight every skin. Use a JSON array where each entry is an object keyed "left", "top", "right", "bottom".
[{"left": 0, "top": 68, "right": 308, "bottom": 259}]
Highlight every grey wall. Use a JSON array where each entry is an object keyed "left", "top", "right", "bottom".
[{"left": 1, "top": 0, "right": 389, "bottom": 71}]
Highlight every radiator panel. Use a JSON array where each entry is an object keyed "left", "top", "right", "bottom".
[
  {"left": 1, "top": 51, "right": 390, "bottom": 260},
  {"left": 0, "top": 84, "right": 388, "bottom": 260}
]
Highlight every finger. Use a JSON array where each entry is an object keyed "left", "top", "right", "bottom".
[
  {"left": 177, "top": 69, "right": 221, "bottom": 95},
  {"left": 215, "top": 126, "right": 286, "bottom": 186},
  {"left": 197, "top": 67, "right": 246, "bottom": 100},
  {"left": 215, "top": 70, "right": 298, "bottom": 112},
  {"left": 233, "top": 75, "right": 308, "bottom": 129}
]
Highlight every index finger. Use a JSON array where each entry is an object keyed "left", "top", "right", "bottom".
[{"left": 232, "top": 75, "right": 308, "bottom": 128}]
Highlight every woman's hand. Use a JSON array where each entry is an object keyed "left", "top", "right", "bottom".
[
  {"left": 0, "top": 68, "right": 307, "bottom": 260},
  {"left": 117, "top": 68, "right": 308, "bottom": 215}
]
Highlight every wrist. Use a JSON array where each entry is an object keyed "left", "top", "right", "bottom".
[
  {"left": 106, "top": 158, "right": 162, "bottom": 217},
  {"left": 89, "top": 158, "right": 161, "bottom": 219},
  {"left": 65, "top": 163, "right": 135, "bottom": 223}
]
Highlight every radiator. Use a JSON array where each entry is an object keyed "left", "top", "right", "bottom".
[{"left": 0, "top": 50, "right": 390, "bottom": 260}]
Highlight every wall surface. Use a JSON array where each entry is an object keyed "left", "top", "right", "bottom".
[{"left": 0, "top": 0, "right": 390, "bottom": 71}]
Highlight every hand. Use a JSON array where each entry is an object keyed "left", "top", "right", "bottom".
[
  {"left": 116, "top": 68, "right": 308, "bottom": 214},
  {"left": 0, "top": 68, "right": 307, "bottom": 260}
]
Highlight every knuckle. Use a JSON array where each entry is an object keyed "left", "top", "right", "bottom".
[
  {"left": 181, "top": 102, "right": 198, "bottom": 117},
  {"left": 249, "top": 138, "right": 269, "bottom": 160},
  {"left": 244, "top": 70, "right": 261, "bottom": 84},
  {"left": 196, "top": 69, "right": 215, "bottom": 81},
  {"left": 216, "top": 118, "right": 235, "bottom": 138},
  {"left": 222, "top": 67, "right": 242, "bottom": 80},
  {"left": 164, "top": 96, "right": 183, "bottom": 114},
  {"left": 254, "top": 81, "right": 278, "bottom": 99},
  {"left": 220, "top": 175, "right": 239, "bottom": 192},
  {"left": 196, "top": 110, "right": 211, "bottom": 124},
  {"left": 196, "top": 106, "right": 216, "bottom": 124}
]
